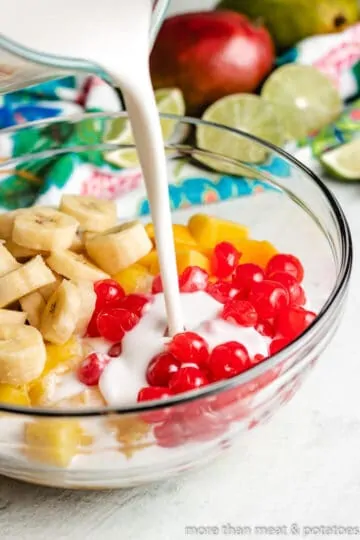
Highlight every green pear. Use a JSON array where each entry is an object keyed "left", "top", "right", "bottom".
[{"left": 217, "top": 0, "right": 359, "bottom": 50}]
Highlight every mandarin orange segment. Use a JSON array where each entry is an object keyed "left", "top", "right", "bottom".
[
  {"left": 188, "top": 214, "right": 249, "bottom": 249},
  {"left": 0, "top": 384, "right": 30, "bottom": 406},
  {"left": 236, "top": 239, "right": 278, "bottom": 268},
  {"left": 113, "top": 263, "right": 153, "bottom": 294},
  {"left": 25, "top": 419, "right": 84, "bottom": 467}
]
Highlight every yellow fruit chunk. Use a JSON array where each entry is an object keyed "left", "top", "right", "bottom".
[
  {"left": 188, "top": 213, "right": 248, "bottom": 249},
  {"left": 138, "top": 250, "right": 158, "bottom": 270},
  {"left": 146, "top": 223, "right": 197, "bottom": 247},
  {"left": 54, "top": 388, "right": 106, "bottom": 409},
  {"left": 44, "top": 337, "right": 82, "bottom": 377},
  {"left": 108, "top": 416, "right": 150, "bottom": 458},
  {"left": 114, "top": 263, "right": 153, "bottom": 294},
  {"left": 0, "top": 384, "right": 30, "bottom": 406},
  {"left": 150, "top": 247, "right": 210, "bottom": 275},
  {"left": 173, "top": 224, "right": 198, "bottom": 246},
  {"left": 144, "top": 223, "right": 154, "bottom": 242},
  {"left": 28, "top": 374, "right": 56, "bottom": 407},
  {"left": 27, "top": 337, "right": 82, "bottom": 407},
  {"left": 176, "top": 249, "right": 210, "bottom": 274},
  {"left": 25, "top": 420, "right": 84, "bottom": 468},
  {"left": 236, "top": 239, "right": 278, "bottom": 268}
]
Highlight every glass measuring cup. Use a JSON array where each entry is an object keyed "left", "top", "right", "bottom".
[{"left": 0, "top": 0, "right": 170, "bottom": 93}]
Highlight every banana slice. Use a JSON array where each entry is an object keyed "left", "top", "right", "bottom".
[
  {"left": 19, "top": 291, "right": 46, "bottom": 329},
  {"left": 40, "top": 280, "right": 81, "bottom": 344},
  {"left": 12, "top": 207, "right": 79, "bottom": 251},
  {"left": 82, "top": 231, "right": 96, "bottom": 243},
  {"left": 0, "top": 309, "right": 27, "bottom": 325},
  {"left": 38, "top": 272, "right": 63, "bottom": 301},
  {"left": 0, "top": 209, "right": 26, "bottom": 240},
  {"left": 69, "top": 231, "right": 84, "bottom": 253},
  {"left": 0, "top": 255, "right": 56, "bottom": 308},
  {"left": 60, "top": 195, "right": 117, "bottom": 232},
  {"left": 0, "top": 243, "right": 20, "bottom": 277},
  {"left": 5, "top": 239, "right": 47, "bottom": 260},
  {"left": 85, "top": 221, "right": 152, "bottom": 275},
  {"left": 47, "top": 250, "right": 109, "bottom": 282},
  {"left": 74, "top": 280, "right": 97, "bottom": 336},
  {"left": 0, "top": 325, "right": 46, "bottom": 385}
]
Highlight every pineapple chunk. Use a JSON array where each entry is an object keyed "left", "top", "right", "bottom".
[
  {"left": 28, "top": 337, "right": 82, "bottom": 407},
  {"left": 236, "top": 239, "right": 278, "bottom": 268},
  {"left": 150, "top": 247, "right": 210, "bottom": 275},
  {"left": 146, "top": 223, "right": 197, "bottom": 247},
  {"left": 25, "top": 420, "right": 84, "bottom": 467},
  {"left": 0, "top": 384, "right": 30, "bottom": 406},
  {"left": 108, "top": 416, "right": 150, "bottom": 458},
  {"left": 113, "top": 263, "right": 153, "bottom": 294},
  {"left": 44, "top": 337, "right": 82, "bottom": 376},
  {"left": 188, "top": 214, "right": 248, "bottom": 249},
  {"left": 138, "top": 250, "right": 158, "bottom": 270},
  {"left": 53, "top": 388, "right": 106, "bottom": 409},
  {"left": 144, "top": 223, "right": 154, "bottom": 242},
  {"left": 28, "top": 374, "right": 56, "bottom": 407},
  {"left": 176, "top": 249, "right": 210, "bottom": 274}
]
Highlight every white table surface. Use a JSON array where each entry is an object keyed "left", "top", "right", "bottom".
[{"left": 2, "top": 1, "right": 360, "bottom": 539}]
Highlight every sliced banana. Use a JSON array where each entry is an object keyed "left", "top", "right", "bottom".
[
  {"left": 69, "top": 230, "right": 84, "bottom": 253},
  {"left": 74, "top": 280, "right": 97, "bottom": 336},
  {"left": 38, "top": 272, "right": 63, "bottom": 301},
  {"left": 0, "top": 243, "right": 20, "bottom": 277},
  {"left": 0, "top": 209, "right": 26, "bottom": 240},
  {"left": 0, "top": 309, "right": 27, "bottom": 325},
  {"left": 82, "top": 231, "right": 96, "bottom": 243},
  {"left": 47, "top": 250, "right": 109, "bottom": 282},
  {"left": 40, "top": 280, "right": 81, "bottom": 344},
  {"left": 5, "top": 239, "right": 47, "bottom": 260},
  {"left": 0, "top": 324, "right": 46, "bottom": 385},
  {"left": 19, "top": 291, "right": 46, "bottom": 329},
  {"left": 60, "top": 194, "right": 117, "bottom": 232},
  {"left": 0, "top": 255, "right": 56, "bottom": 308},
  {"left": 85, "top": 221, "right": 152, "bottom": 275},
  {"left": 12, "top": 207, "right": 79, "bottom": 251}
]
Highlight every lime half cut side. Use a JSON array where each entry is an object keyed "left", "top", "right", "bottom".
[
  {"left": 196, "top": 93, "right": 284, "bottom": 176},
  {"left": 105, "top": 88, "right": 185, "bottom": 168},
  {"left": 320, "top": 139, "right": 360, "bottom": 180},
  {"left": 261, "top": 64, "right": 342, "bottom": 141}
]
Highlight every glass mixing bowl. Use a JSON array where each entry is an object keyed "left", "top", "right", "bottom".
[{"left": 0, "top": 113, "right": 352, "bottom": 489}]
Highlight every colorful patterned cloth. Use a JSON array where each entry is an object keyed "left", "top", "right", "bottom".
[
  {"left": 0, "top": 22, "right": 359, "bottom": 215},
  {"left": 0, "top": 75, "right": 279, "bottom": 214}
]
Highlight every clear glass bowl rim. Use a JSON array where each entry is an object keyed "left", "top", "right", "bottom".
[{"left": 0, "top": 112, "right": 353, "bottom": 417}]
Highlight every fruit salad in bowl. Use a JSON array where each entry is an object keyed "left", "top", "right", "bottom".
[{"left": 0, "top": 113, "right": 352, "bottom": 489}]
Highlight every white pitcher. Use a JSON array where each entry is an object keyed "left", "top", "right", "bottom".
[{"left": 0, "top": 0, "right": 169, "bottom": 92}]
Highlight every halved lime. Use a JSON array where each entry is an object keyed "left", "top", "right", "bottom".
[
  {"left": 105, "top": 88, "right": 185, "bottom": 168},
  {"left": 261, "top": 65, "right": 342, "bottom": 141},
  {"left": 196, "top": 93, "right": 284, "bottom": 175},
  {"left": 320, "top": 139, "right": 360, "bottom": 180}
]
